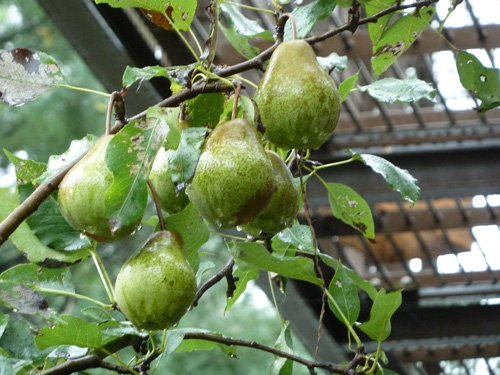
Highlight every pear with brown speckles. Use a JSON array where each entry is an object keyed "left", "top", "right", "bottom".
[
  {"left": 187, "top": 118, "right": 275, "bottom": 228},
  {"left": 255, "top": 39, "right": 341, "bottom": 150},
  {"left": 115, "top": 231, "right": 196, "bottom": 330}
]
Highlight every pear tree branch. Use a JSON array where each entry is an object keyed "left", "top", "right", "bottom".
[
  {"left": 192, "top": 257, "right": 235, "bottom": 307},
  {"left": 40, "top": 331, "right": 368, "bottom": 375}
]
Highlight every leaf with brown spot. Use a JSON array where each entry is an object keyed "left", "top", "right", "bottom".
[
  {"left": 0, "top": 48, "right": 66, "bottom": 106},
  {"left": 326, "top": 182, "right": 375, "bottom": 239}
]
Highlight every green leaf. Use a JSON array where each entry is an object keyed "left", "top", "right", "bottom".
[
  {"left": 229, "top": 242, "right": 322, "bottom": 286},
  {"left": 0, "top": 318, "right": 42, "bottom": 360},
  {"left": 351, "top": 152, "right": 420, "bottom": 205},
  {"left": 328, "top": 262, "right": 360, "bottom": 326},
  {"left": 0, "top": 265, "right": 74, "bottom": 319},
  {"left": 35, "top": 135, "right": 97, "bottom": 184},
  {"left": 285, "top": 0, "right": 337, "bottom": 39},
  {"left": 359, "top": 77, "right": 436, "bottom": 104},
  {"left": 371, "top": 6, "right": 435, "bottom": 75},
  {"left": 319, "top": 253, "right": 378, "bottom": 301},
  {"left": 4, "top": 150, "right": 46, "bottom": 184},
  {"left": 81, "top": 306, "right": 115, "bottom": 323},
  {"left": 105, "top": 117, "right": 167, "bottom": 233},
  {"left": 0, "top": 264, "right": 74, "bottom": 294},
  {"left": 24, "top": 192, "right": 93, "bottom": 252},
  {"left": 339, "top": 72, "right": 359, "bottom": 103},
  {"left": 274, "top": 224, "right": 315, "bottom": 252},
  {"left": 317, "top": 52, "right": 348, "bottom": 72},
  {"left": 225, "top": 267, "right": 259, "bottom": 312},
  {"left": 147, "top": 106, "right": 181, "bottom": 150},
  {"left": 168, "top": 127, "right": 206, "bottom": 185},
  {"left": 0, "top": 48, "right": 66, "bottom": 106},
  {"left": 364, "top": 0, "right": 397, "bottom": 46},
  {"left": 326, "top": 183, "right": 375, "bottom": 239},
  {"left": 185, "top": 93, "right": 225, "bottom": 128},
  {"left": 0, "top": 188, "right": 90, "bottom": 266},
  {"left": 96, "top": 0, "right": 197, "bottom": 31},
  {"left": 456, "top": 50, "right": 500, "bottom": 112},
  {"left": 219, "top": 3, "right": 273, "bottom": 59},
  {"left": 0, "top": 313, "right": 9, "bottom": 339},
  {"left": 36, "top": 315, "right": 102, "bottom": 350},
  {"left": 220, "top": 3, "right": 273, "bottom": 41},
  {"left": 271, "top": 322, "right": 293, "bottom": 375},
  {"left": 122, "top": 64, "right": 195, "bottom": 90},
  {"left": 358, "top": 289, "right": 402, "bottom": 342},
  {"left": 165, "top": 203, "right": 210, "bottom": 271}
]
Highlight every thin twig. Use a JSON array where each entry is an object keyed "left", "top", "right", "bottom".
[
  {"left": 306, "top": 0, "right": 438, "bottom": 44},
  {"left": 182, "top": 332, "right": 352, "bottom": 374},
  {"left": 296, "top": 152, "right": 327, "bottom": 360},
  {"left": 147, "top": 179, "right": 166, "bottom": 231},
  {"left": 106, "top": 91, "right": 120, "bottom": 135},
  {"left": 192, "top": 258, "right": 235, "bottom": 307},
  {"left": 231, "top": 82, "right": 242, "bottom": 120}
]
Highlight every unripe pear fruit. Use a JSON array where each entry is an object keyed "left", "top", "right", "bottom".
[
  {"left": 187, "top": 118, "right": 275, "bottom": 228},
  {"left": 114, "top": 230, "right": 196, "bottom": 330},
  {"left": 243, "top": 151, "right": 299, "bottom": 236},
  {"left": 255, "top": 39, "right": 341, "bottom": 150},
  {"left": 57, "top": 135, "right": 143, "bottom": 242},
  {"left": 149, "top": 147, "right": 189, "bottom": 214}
]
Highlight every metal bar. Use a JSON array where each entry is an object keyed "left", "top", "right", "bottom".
[{"left": 329, "top": 122, "right": 500, "bottom": 151}]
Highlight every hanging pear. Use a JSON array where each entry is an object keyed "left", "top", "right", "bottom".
[
  {"left": 149, "top": 147, "right": 189, "bottom": 214},
  {"left": 187, "top": 118, "right": 275, "bottom": 228},
  {"left": 255, "top": 39, "right": 341, "bottom": 150},
  {"left": 58, "top": 135, "right": 143, "bottom": 242},
  {"left": 243, "top": 150, "right": 299, "bottom": 236},
  {"left": 115, "top": 231, "right": 196, "bottom": 330}
]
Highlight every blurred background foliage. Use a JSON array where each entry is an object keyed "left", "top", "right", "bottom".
[{"left": 0, "top": 1, "right": 313, "bottom": 373}]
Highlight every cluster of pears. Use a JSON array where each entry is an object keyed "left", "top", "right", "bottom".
[
  {"left": 56, "top": 36, "right": 340, "bottom": 331},
  {"left": 57, "top": 134, "right": 196, "bottom": 330}
]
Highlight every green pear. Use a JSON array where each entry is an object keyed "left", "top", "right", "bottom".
[
  {"left": 254, "top": 39, "right": 341, "bottom": 150},
  {"left": 149, "top": 147, "right": 189, "bottom": 214},
  {"left": 187, "top": 118, "right": 275, "bottom": 228},
  {"left": 115, "top": 231, "right": 196, "bottom": 330},
  {"left": 243, "top": 151, "right": 299, "bottom": 236},
  {"left": 58, "top": 135, "right": 142, "bottom": 242}
]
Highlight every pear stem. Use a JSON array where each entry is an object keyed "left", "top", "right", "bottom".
[
  {"left": 147, "top": 179, "right": 166, "bottom": 231},
  {"left": 231, "top": 82, "right": 243, "bottom": 120},
  {"left": 90, "top": 249, "right": 116, "bottom": 304},
  {"left": 284, "top": 12, "right": 298, "bottom": 40},
  {"left": 105, "top": 91, "right": 119, "bottom": 135}
]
